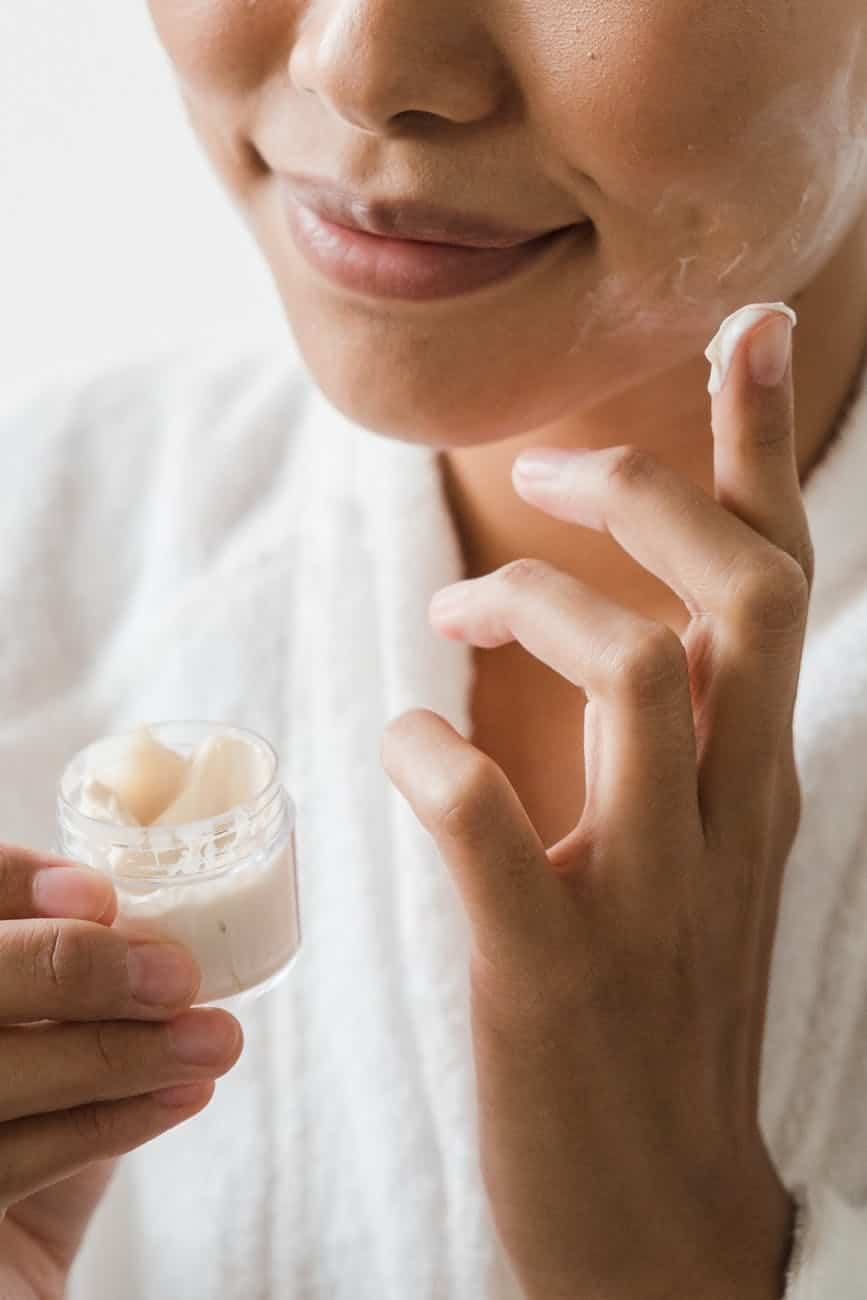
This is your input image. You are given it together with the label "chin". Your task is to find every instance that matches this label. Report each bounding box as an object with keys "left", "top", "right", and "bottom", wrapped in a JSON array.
[
  {"left": 295, "top": 340, "right": 496, "bottom": 446},
  {"left": 258, "top": 226, "right": 621, "bottom": 448},
  {"left": 292, "top": 330, "right": 569, "bottom": 448},
  {"left": 265, "top": 232, "right": 748, "bottom": 449},
  {"left": 277, "top": 288, "right": 601, "bottom": 449}
]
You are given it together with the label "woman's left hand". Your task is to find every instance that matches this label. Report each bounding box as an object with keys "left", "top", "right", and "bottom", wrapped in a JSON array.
[{"left": 381, "top": 310, "right": 813, "bottom": 1300}]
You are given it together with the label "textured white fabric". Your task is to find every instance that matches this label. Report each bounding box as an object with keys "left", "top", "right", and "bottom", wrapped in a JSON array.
[
  {"left": 0, "top": 330, "right": 865, "bottom": 1297},
  {"left": 784, "top": 1181, "right": 867, "bottom": 1298}
]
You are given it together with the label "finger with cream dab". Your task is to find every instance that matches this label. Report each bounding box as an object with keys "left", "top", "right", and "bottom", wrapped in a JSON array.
[{"left": 704, "top": 302, "right": 798, "bottom": 395}]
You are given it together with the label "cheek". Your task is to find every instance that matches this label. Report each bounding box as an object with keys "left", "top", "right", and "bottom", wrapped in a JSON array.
[
  {"left": 516, "top": 0, "right": 867, "bottom": 316},
  {"left": 146, "top": 0, "right": 291, "bottom": 95},
  {"left": 146, "top": 0, "right": 296, "bottom": 198}
]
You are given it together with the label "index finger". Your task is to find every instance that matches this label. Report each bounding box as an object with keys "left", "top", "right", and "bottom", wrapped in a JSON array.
[
  {"left": 707, "top": 302, "right": 814, "bottom": 586},
  {"left": 0, "top": 844, "right": 117, "bottom": 924}
]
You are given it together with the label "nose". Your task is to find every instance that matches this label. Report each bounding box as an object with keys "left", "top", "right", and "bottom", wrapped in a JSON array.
[{"left": 289, "top": 0, "right": 506, "bottom": 133}]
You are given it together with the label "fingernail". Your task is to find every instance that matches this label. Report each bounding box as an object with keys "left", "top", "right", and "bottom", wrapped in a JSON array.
[
  {"left": 168, "top": 1010, "right": 242, "bottom": 1066},
  {"left": 127, "top": 942, "right": 200, "bottom": 1007},
  {"left": 32, "top": 866, "right": 114, "bottom": 920},
  {"left": 747, "top": 314, "right": 793, "bottom": 387},
  {"left": 704, "top": 303, "right": 797, "bottom": 395},
  {"left": 153, "top": 1081, "right": 215, "bottom": 1109},
  {"left": 513, "top": 448, "right": 577, "bottom": 482}
]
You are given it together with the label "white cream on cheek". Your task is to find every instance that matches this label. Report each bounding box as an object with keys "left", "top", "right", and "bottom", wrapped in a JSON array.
[
  {"left": 571, "top": 13, "right": 864, "bottom": 361},
  {"left": 565, "top": 44, "right": 865, "bottom": 392},
  {"left": 659, "top": 35, "right": 867, "bottom": 310}
]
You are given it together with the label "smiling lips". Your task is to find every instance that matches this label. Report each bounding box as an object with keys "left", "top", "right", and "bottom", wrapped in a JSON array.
[{"left": 278, "top": 174, "right": 590, "bottom": 301}]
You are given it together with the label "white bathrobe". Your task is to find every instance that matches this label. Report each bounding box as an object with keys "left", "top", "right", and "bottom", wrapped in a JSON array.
[{"left": 0, "top": 329, "right": 866, "bottom": 1298}]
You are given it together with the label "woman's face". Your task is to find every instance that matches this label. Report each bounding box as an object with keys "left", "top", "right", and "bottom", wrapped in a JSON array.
[{"left": 147, "top": 0, "right": 867, "bottom": 446}]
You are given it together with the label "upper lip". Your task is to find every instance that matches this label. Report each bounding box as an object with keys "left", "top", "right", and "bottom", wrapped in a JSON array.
[{"left": 280, "top": 175, "right": 581, "bottom": 248}]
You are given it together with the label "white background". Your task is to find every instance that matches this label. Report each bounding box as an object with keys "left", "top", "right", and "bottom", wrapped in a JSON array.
[{"left": 0, "top": 2, "right": 287, "bottom": 388}]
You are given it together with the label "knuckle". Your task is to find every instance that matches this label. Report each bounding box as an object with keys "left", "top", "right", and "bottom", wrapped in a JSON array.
[
  {"left": 69, "top": 1099, "right": 115, "bottom": 1147},
  {"left": 90, "top": 1022, "right": 129, "bottom": 1078},
  {"left": 435, "top": 754, "right": 504, "bottom": 843},
  {"left": 749, "top": 420, "right": 792, "bottom": 452},
  {"left": 604, "top": 444, "right": 657, "bottom": 490},
  {"left": 611, "top": 624, "right": 687, "bottom": 700},
  {"left": 729, "top": 555, "right": 809, "bottom": 636},
  {"left": 498, "top": 557, "right": 548, "bottom": 589},
  {"left": 37, "top": 924, "right": 98, "bottom": 997}
]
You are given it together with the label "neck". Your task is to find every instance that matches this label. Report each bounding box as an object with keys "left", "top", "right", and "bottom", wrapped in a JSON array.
[{"left": 439, "top": 210, "right": 867, "bottom": 630}]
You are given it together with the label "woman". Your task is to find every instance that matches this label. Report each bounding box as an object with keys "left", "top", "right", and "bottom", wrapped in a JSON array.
[{"left": 1, "top": 1, "right": 866, "bottom": 1296}]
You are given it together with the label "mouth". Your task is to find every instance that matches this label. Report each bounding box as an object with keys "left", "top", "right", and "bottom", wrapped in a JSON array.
[
  {"left": 277, "top": 175, "right": 593, "bottom": 302},
  {"left": 280, "top": 174, "right": 587, "bottom": 247}
]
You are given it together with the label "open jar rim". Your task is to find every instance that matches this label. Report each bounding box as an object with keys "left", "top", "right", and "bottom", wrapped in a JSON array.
[{"left": 57, "top": 721, "right": 295, "bottom": 883}]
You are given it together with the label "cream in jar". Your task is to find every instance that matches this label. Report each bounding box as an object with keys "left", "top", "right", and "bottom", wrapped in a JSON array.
[{"left": 57, "top": 722, "right": 301, "bottom": 1006}]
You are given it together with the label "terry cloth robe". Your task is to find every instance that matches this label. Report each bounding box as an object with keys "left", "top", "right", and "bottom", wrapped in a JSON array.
[{"left": 0, "top": 330, "right": 865, "bottom": 1298}]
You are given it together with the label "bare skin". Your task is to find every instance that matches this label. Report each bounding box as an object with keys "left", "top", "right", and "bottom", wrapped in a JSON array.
[
  {"left": 444, "top": 217, "right": 867, "bottom": 846},
  {"left": 143, "top": 0, "right": 867, "bottom": 849},
  {"left": 0, "top": 848, "right": 242, "bottom": 1299},
  {"left": 384, "top": 321, "right": 813, "bottom": 1296},
  {"left": 4, "top": 0, "right": 867, "bottom": 1294}
]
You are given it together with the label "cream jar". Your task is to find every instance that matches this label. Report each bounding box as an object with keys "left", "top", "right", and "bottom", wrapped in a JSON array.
[{"left": 57, "top": 721, "right": 301, "bottom": 1007}]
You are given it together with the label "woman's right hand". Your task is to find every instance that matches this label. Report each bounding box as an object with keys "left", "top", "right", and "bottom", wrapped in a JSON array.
[{"left": 0, "top": 843, "right": 243, "bottom": 1299}]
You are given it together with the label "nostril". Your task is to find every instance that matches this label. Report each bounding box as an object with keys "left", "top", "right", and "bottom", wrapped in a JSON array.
[{"left": 390, "top": 108, "right": 437, "bottom": 127}]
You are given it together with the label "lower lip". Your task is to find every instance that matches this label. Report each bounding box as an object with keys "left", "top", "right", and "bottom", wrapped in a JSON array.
[{"left": 284, "top": 197, "right": 585, "bottom": 303}]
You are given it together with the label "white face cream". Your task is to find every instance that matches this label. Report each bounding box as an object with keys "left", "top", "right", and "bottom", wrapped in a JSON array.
[
  {"left": 704, "top": 301, "right": 798, "bottom": 395},
  {"left": 57, "top": 723, "right": 301, "bottom": 1007}
]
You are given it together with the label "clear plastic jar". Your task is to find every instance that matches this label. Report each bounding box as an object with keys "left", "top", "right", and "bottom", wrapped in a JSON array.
[{"left": 57, "top": 721, "right": 301, "bottom": 1008}]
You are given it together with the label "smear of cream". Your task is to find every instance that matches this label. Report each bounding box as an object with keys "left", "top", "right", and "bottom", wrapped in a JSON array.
[
  {"left": 644, "top": 26, "right": 867, "bottom": 310},
  {"left": 704, "top": 302, "right": 797, "bottom": 396}
]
